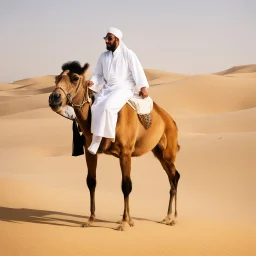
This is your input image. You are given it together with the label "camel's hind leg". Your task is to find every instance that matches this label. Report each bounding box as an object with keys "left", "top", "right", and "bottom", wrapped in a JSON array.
[
  {"left": 152, "top": 145, "right": 180, "bottom": 225},
  {"left": 116, "top": 151, "right": 134, "bottom": 231}
]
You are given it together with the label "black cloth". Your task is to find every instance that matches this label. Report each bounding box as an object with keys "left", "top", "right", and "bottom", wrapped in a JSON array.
[{"left": 72, "top": 120, "right": 85, "bottom": 156}]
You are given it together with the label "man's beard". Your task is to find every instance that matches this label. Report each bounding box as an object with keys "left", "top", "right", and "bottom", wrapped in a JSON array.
[{"left": 106, "top": 40, "right": 117, "bottom": 51}]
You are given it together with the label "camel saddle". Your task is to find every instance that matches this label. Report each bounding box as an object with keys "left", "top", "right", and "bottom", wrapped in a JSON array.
[{"left": 127, "top": 95, "right": 153, "bottom": 130}]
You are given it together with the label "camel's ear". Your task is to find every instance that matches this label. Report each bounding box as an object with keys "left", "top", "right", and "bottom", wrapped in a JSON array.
[
  {"left": 62, "top": 70, "right": 70, "bottom": 75},
  {"left": 55, "top": 75, "right": 60, "bottom": 84},
  {"left": 82, "top": 63, "right": 90, "bottom": 75}
]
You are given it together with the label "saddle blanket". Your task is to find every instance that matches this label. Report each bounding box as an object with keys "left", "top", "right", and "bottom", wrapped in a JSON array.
[{"left": 127, "top": 94, "right": 153, "bottom": 114}]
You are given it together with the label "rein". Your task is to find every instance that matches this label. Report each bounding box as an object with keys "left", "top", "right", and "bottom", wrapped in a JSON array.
[{"left": 56, "top": 77, "right": 92, "bottom": 108}]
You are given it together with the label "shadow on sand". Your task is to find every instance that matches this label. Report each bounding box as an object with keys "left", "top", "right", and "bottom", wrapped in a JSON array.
[{"left": 0, "top": 207, "right": 116, "bottom": 228}]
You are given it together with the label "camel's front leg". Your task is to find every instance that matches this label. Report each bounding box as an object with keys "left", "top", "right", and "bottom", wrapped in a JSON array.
[
  {"left": 82, "top": 150, "right": 97, "bottom": 227},
  {"left": 116, "top": 152, "right": 134, "bottom": 231}
]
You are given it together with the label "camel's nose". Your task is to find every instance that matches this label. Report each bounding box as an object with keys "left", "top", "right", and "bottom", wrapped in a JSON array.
[
  {"left": 49, "top": 91, "right": 62, "bottom": 108},
  {"left": 52, "top": 91, "right": 61, "bottom": 99},
  {"left": 49, "top": 91, "right": 61, "bottom": 102}
]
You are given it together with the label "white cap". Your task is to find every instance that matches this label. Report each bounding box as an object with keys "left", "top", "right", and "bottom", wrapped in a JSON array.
[{"left": 107, "top": 27, "right": 123, "bottom": 39}]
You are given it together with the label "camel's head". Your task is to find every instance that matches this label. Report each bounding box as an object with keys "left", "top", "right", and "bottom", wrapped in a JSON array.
[{"left": 49, "top": 61, "right": 90, "bottom": 119}]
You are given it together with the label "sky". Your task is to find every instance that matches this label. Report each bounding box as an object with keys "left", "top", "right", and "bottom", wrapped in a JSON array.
[{"left": 0, "top": 0, "right": 255, "bottom": 83}]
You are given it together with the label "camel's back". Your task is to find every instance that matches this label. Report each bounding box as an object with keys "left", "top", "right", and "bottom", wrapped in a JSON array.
[
  {"left": 118, "top": 101, "right": 178, "bottom": 135},
  {"left": 114, "top": 102, "right": 178, "bottom": 156},
  {"left": 152, "top": 101, "right": 178, "bottom": 130}
]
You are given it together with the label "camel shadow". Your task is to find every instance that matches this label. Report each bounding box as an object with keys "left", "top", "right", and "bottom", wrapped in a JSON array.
[
  {"left": 0, "top": 207, "right": 115, "bottom": 228},
  {"left": 132, "top": 216, "right": 159, "bottom": 223}
]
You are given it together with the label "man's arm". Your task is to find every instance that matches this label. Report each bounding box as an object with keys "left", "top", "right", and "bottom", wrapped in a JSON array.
[
  {"left": 128, "top": 51, "right": 149, "bottom": 99},
  {"left": 139, "top": 87, "right": 149, "bottom": 99},
  {"left": 87, "top": 54, "right": 104, "bottom": 92}
]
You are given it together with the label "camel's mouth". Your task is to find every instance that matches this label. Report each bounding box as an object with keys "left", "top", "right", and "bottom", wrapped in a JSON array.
[
  {"left": 54, "top": 105, "right": 76, "bottom": 120},
  {"left": 49, "top": 92, "right": 63, "bottom": 111},
  {"left": 49, "top": 101, "right": 62, "bottom": 111}
]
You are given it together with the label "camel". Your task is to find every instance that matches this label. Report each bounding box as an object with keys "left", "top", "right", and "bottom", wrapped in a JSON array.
[{"left": 49, "top": 61, "right": 180, "bottom": 231}]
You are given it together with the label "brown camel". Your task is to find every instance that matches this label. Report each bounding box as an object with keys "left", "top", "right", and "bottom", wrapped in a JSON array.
[{"left": 49, "top": 61, "right": 180, "bottom": 231}]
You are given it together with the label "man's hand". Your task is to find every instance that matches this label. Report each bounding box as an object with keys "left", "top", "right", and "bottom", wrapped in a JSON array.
[
  {"left": 86, "top": 80, "right": 94, "bottom": 87},
  {"left": 139, "top": 87, "right": 149, "bottom": 99}
]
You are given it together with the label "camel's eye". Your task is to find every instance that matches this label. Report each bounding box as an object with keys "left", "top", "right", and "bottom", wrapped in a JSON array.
[{"left": 72, "top": 75, "right": 79, "bottom": 82}]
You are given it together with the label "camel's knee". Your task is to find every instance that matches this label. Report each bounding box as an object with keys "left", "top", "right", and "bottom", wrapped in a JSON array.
[
  {"left": 87, "top": 175, "right": 96, "bottom": 191},
  {"left": 174, "top": 170, "right": 180, "bottom": 187},
  {"left": 122, "top": 177, "right": 132, "bottom": 197},
  {"left": 163, "top": 149, "right": 176, "bottom": 163},
  {"left": 170, "top": 187, "right": 176, "bottom": 196},
  {"left": 170, "top": 170, "right": 180, "bottom": 193}
]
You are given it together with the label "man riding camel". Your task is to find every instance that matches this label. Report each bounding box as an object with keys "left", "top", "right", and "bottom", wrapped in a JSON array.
[{"left": 87, "top": 27, "right": 149, "bottom": 154}]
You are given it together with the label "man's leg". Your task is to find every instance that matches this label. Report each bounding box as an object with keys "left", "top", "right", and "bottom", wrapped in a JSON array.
[
  {"left": 89, "top": 88, "right": 133, "bottom": 154},
  {"left": 88, "top": 134, "right": 102, "bottom": 155}
]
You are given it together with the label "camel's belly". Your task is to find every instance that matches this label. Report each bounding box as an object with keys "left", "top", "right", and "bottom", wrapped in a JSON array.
[{"left": 131, "top": 121, "right": 165, "bottom": 156}]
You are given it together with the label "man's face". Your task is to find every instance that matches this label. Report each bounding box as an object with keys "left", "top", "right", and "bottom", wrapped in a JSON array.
[{"left": 104, "top": 33, "right": 118, "bottom": 51}]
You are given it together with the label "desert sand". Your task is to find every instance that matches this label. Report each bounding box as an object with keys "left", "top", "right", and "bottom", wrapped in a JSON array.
[{"left": 1, "top": 65, "right": 256, "bottom": 255}]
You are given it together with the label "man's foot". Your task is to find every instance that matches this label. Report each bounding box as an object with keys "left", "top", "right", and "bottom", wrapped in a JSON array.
[
  {"left": 88, "top": 144, "right": 98, "bottom": 155},
  {"left": 88, "top": 135, "right": 102, "bottom": 154}
]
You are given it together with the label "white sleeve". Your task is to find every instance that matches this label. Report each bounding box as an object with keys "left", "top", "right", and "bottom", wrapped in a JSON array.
[
  {"left": 128, "top": 50, "right": 149, "bottom": 91},
  {"left": 90, "top": 53, "right": 105, "bottom": 91}
]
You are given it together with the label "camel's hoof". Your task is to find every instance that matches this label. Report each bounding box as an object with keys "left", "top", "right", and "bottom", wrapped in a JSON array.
[
  {"left": 115, "top": 225, "right": 126, "bottom": 231},
  {"left": 160, "top": 219, "right": 175, "bottom": 226},
  {"left": 160, "top": 219, "right": 169, "bottom": 225},
  {"left": 128, "top": 220, "right": 134, "bottom": 227},
  {"left": 117, "top": 219, "right": 134, "bottom": 227},
  {"left": 168, "top": 220, "right": 176, "bottom": 226},
  {"left": 81, "top": 221, "right": 93, "bottom": 228}
]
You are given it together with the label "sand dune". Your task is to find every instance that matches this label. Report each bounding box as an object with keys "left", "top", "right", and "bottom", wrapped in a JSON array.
[
  {"left": 176, "top": 107, "right": 256, "bottom": 133},
  {"left": 0, "top": 83, "right": 26, "bottom": 90},
  {"left": 144, "top": 69, "right": 175, "bottom": 80},
  {"left": 13, "top": 75, "right": 55, "bottom": 87},
  {"left": 1, "top": 66, "right": 256, "bottom": 256},
  {"left": 215, "top": 64, "right": 256, "bottom": 75},
  {"left": 0, "top": 93, "right": 50, "bottom": 116},
  {"left": 144, "top": 69, "right": 189, "bottom": 86},
  {"left": 1, "top": 86, "right": 55, "bottom": 96},
  {"left": 223, "top": 72, "right": 256, "bottom": 78},
  {"left": 151, "top": 74, "right": 256, "bottom": 115},
  {"left": 0, "top": 95, "right": 27, "bottom": 102}
]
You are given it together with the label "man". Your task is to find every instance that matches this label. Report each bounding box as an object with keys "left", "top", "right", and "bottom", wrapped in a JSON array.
[{"left": 87, "top": 27, "right": 149, "bottom": 154}]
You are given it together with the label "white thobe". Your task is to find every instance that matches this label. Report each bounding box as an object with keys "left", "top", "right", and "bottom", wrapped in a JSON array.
[{"left": 90, "top": 45, "right": 149, "bottom": 139}]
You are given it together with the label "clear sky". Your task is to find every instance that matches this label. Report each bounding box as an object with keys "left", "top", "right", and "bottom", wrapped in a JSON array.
[{"left": 0, "top": 0, "right": 255, "bottom": 82}]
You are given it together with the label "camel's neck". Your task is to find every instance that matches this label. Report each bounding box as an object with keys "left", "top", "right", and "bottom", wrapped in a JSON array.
[
  {"left": 74, "top": 104, "right": 91, "bottom": 129},
  {"left": 72, "top": 84, "right": 92, "bottom": 137}
]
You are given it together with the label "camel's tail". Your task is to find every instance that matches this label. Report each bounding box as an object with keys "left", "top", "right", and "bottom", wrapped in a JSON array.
[
  {"left": 172, "top": 120, "right": 180, "bottom": 153},
  {"left": 177, "top": 142, "right": 181, "bottom": 152}
]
